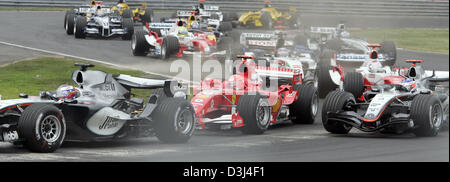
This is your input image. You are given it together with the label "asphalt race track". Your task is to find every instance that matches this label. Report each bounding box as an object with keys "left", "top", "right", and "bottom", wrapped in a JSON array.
[{"left": 0, "top": 11, "right": 448, "bottom": 162}]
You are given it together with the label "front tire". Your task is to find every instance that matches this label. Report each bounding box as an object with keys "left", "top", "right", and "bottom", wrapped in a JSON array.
[
  {"left": 289, "top": 84, "right": 319, "bottom": 124},
  {"left": 317, "top": 50, "right": 338, "bottom": 98},
  {"left": 121, "top": 18, "right": 134, "bottom": 40},
  {"left": 411, "top": 94, "right": 443, "bottom": 137},
  {"left": 18, "top": 104, "right": 66, "bottom": 153},
  {"left": 343, "top": 72, "right": 365, "bottom": 99},
  {"left": 65, "top": 12, "right": 75, "bottom": 35},
  {"left": 152, "top": 98, "right": 195, "bottom": 143},
  {"left": 74, "top": 16, "right": 87, "bottom": 39},
  {"left": 161, "top": 36, "right": 180, "bottom": 59},
  {"left": 237, "top": 93, "right": 272, "bottom": 134},
  {"left": 131, "top": 30, "right": 149, "bottom": 56},
  {"left": 322, "top": 91, "right": 354, "bottom": 134}
]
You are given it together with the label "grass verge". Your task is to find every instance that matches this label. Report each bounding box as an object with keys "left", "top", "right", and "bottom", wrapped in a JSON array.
[
  {"left": 0, "top": 57, "right": 151, "bottom": 100},
  {"left": 349, "top": 28, "right": 449, "bottom": 54}
]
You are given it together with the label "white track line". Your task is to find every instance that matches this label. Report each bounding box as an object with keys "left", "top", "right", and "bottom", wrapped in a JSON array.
[{"left": 0, "top": 40, "right": 196, "bottom": 84}]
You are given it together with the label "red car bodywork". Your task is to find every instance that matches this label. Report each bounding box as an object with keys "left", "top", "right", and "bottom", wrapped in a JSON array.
[{"left": 191, "top": 55, "right": 303, "bottom": 129}]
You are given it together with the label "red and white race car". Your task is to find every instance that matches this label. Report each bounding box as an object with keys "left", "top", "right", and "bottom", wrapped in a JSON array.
[
  {"left": 317, "top": 44, "right": 398, "bottom": 98},
  {"left": 131, "top": 22, "right": 232, "bottom": 60},
  {"left": 190, "top": 55, "right": 319, "bottom": 134}
]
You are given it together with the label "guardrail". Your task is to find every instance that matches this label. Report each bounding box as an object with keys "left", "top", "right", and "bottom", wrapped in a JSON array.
[{"left": 0, "top": 0, "right": 448, "bottom": 17}]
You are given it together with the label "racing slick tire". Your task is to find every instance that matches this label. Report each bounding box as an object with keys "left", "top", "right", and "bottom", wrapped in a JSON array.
[
  {"left": 288, "top": 14, "right": 301, "bottom": 29},
  {"left": 65, "top": 12, "right": 75, "bottom": 35},
  {"left": 122, "top": 18, "right": 134, "bottom": 40},
  {"left": 322, "top": 91, "right": 354, "bottom": 134},
  {"left": 74, "top": 16, "right": 87, "bottom": 39},
  {"left": 260, "top": 12, "right": 273, "bottom": 29},
  {"left": 219, "top": 22, "right": 233, "bottom": 32},
  {"left": 152, "top": 98, "right": 195, "bottom": 143},
  {"left": 132, "top": 30, "right": 149, "bottom": 56},
  {"left": 294, "top": 35, "right": 308, "bottom": 47},
  {"left": 343, "top": 72, "right": 365, "bottom": 99},
  {"left": 161, "top": 36, "right": 180, "bottom": 59},
  {"left": 18, "top": 104, "right": 66, "bottom": 153},
  {"left": 151, "top": 88, "right": 169, "bottom": 102},
  {"left": 411, "top": 94, "right": 443, "bottom": 137},
  {"left": 142, "top": 8, "right": 154, "bottom": 23},
  {"left": 325, "top": 39, "right": 343, "bottom": 51},
  {"left": 237, "top": 93, "right": 272, "bottom": 134},
  {"left": 317, "top": 50, "right": 338, "bottom": 98},
  {"left": 380, "top": 41, "right": 397, "bottom": 67},
  {"left": 217, "top": 37, "right": 234, "bottom": 62},
  {"left": 122, "top": 9, "right": 132, "bottom": 19},
  {"left": 64, "top": 10, "right": 75, "bottom": 29},
  {"left": 289, "top": 84, "right": 319, "bottom": 124}
]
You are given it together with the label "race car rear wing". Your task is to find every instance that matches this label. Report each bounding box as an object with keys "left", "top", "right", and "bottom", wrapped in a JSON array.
[
  {"left": 176, "top": 10, "right": 211, "bottom": 17},
  {"left": 241, "top": 33, "right": 293, "bottom": 50}
]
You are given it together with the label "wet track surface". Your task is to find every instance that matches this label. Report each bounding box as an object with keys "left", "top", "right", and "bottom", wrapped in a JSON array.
[{"left": 0, "top": 11, "right": 449, "bottom": 161}]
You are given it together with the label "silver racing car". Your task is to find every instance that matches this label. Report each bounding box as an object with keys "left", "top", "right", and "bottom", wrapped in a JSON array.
[
  {"left": 322, "top": 59, "right": 449, "bottom": 136},
  {"left": 0, "top": 64, "right": 195, "bottom": 153}
]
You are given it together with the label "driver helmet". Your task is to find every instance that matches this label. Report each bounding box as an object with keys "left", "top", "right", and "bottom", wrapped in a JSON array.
[
  {"left": 96, "top": 5, "right": 104, "bottom": 16},
  {"left": 178, "top": 26, "right": 188, "bottom": 37},
  {"left": 177, "top": 19, "right": 184, "bottom": 27},
  {"left": 191, "top": 21, "right": 199, "bottom": 29},
  {"left": 56, "top": 85, "right": 80, "bottom": 101}
]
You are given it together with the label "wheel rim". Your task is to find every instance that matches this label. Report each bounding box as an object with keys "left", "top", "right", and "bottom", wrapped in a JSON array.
[
  {"left": 177, "top": 108, "right": 194, "bottom": 135},
  {"left": 65, "top": 20, "right": 68, "bottom": 31},
  {"left": 40, "top": 115, "right": 62, "bottom": 143},
  {"left": 256, "top": 99, "right": 271, "bottom": 127},
  {"left": 430, "top": 104, "right": 443, "bottom": 128}
]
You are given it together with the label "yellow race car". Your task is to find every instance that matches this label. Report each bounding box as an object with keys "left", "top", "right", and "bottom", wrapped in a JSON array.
[
  {"left": 111, "top": 0, "right": 153, "bottom": 24},
  {"left": 238, "top": 1, "right": 300, "bottom": 29}
]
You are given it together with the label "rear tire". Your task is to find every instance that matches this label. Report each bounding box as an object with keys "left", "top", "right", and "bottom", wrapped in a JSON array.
[
  {"left": 289, "top": 84, "right": 319, "bottom": 124},
  {"left": 343, "top": 72, "right": 365, "bottom": 99},
  {"left": 18, "top": 104, "right": 66, "bottom": 153},
  {"left": 121, "top": 18, "right": 134, "bottom": 40},
  {"left": 380, "top": 41, "right": 397, "bottom": 66},
  {"left": 237, "top": 93, "right": 271, "bottom": 134},
  {"left": 151, "top": 88, "right": 169, "bottom": 102},
  {"left": 122, "top": 9, "right": 132, "bottom": 19},
  {"left": 294, "top": 35, "right": 308, "bottom": 47},
  {"left": 260, "top": 12, "right": 272, "bottom": 29},
  {"left": 219, "top": 22, "right": 233, "bottom": 32},
  {"left": 74, "top": 16, "right": 87, "bottom": 39},
  {"left": 326, "top": 39, "right": 343, "bottom": 51},
  {"left": 142, "top": 8, "right": 154, "bottom": 23},
  {"left": 411, "top": 94, "right": 443, "bottom": 137},
  {"left": 322, "top": 91, "right": 354, "bottom": 134},
  {"left": 317, "top": 50, "right": 338, "bottom": 98},
  {"left": 152, "top": 98, "right": 195, "bottom": 143},
  {"left": 131, "top": 30, "right": 149, "bottom": 56}
]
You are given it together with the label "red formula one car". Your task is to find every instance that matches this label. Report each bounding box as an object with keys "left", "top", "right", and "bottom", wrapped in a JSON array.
[{"left": 190, "top": 55, "right": 319, "bottom": 134}]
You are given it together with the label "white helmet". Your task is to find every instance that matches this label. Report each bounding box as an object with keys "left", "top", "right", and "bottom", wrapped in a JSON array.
[{"left": 56, "top": 85, "right": 80, "bottom": 101}]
